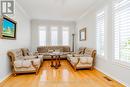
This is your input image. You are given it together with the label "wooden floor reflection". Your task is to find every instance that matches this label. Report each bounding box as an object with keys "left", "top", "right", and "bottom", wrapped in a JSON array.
[{"left": 1, "top": 60, "right": 124, "bottom": 87}]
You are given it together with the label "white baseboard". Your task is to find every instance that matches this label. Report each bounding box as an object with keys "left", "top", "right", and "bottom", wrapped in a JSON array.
[
  {"left": 0, "top": 72, "right": 12, "bottom": 83},
  {"left": 95, "top": 66, "right": 129, "bottom": 87}
]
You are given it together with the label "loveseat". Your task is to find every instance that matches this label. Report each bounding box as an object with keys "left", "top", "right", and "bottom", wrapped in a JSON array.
[
  {"left": 67, "top": 47, "right": 96, "bottom": 70},
  {"left": 37, "top": 46, "right": 70, "bottom": 59},
  {"left": 7, "top": 48, "right": 43, "bottom": 75}
]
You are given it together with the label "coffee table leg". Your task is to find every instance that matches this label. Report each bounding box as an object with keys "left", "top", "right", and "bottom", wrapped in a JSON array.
[
  {"left": 58, "top": 55, "right": 61, "bottom": 67},
  {"left": 55, "top": 56, "right": 58, "bottom": 69},
  {"left": 51, "top": 56, "right": 54, "bottom": 67}
]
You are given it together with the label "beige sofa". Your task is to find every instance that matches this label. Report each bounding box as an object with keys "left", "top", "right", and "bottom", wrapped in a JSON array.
[
  {"left": 67, "top": 47, "right": 96, "bottom": 70},
  {"left": 8, "top": 48, "right": 43, "bottom": 76},
  {"left": 37, "top": 46, "right": 70, "bottom": 59}
]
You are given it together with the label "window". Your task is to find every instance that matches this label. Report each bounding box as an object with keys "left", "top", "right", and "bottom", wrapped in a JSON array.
[
  {"left": 62, "top": 27, "right": 69, "bottom": 45},
  {"left": 39, "top": 26, "right": 46, "bottom": 46},
  {"left": 113, "top": 0, "right": 130, "bottom": 63},
  {"left": 51, "top": 27, "right": 58, "bottom": 45},
  {"left": 96, "top": 11, "right": 105, "bottom": 56}
]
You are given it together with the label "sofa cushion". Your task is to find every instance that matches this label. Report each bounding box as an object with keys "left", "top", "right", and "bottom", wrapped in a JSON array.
[
  {"left": 37, "top": 46, "right": 70, "bottom": 53},
  {"left": 70, "top": 57, "right": 79, "bottom": 64},
  {"left": 67, "top": 54, "right": 73, "bottom": 57},
  {"left": 14, "top": 60, "right": 23, "bottom": 68},
  {"left": 10, "top": 49, "right": 23, "bottom": 60},
  {"left": 22, "top": 60, "right": 32, "bottom": 68},
  {"left": 73, "top": 54, "right": 86, "bottom": 57},
  {"left": 54, "top": 48, "right": 63, "bottom": 52},
  {"left": 78, "top": 47, "right": 86, "bottom": 54},
  {"left": 23, "top": 55, "right": 43, "bottom": 63},
  {"left": 80, "top": 57, "right": 93, "bottom": 64},
  {"left": 48, "top": 49, "right": 54, "bottom": 53},
  {"left": 37, "top": 55, "right": 43, "bottom": 58},
  {"left": 21, "top": 48, "right": 30, "bottom": 56},
  {"left": 84, "top": 48, "right": 94, "bottom": 56},
  {"left": 31, "top": 59, "right": 41, "bottom": 66},
  {"left": 54, "top": 49, "right": 60, "bottom": 52},
  {"left": 24, "top": 56, "right": 37, "bottom": 60},
  {"left": 14, "top": 60, "right": 32, "bottom": 68}
]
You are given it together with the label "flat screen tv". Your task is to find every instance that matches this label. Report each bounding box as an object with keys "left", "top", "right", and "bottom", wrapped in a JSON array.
[{"left": 0, "top": 16, "right": 17, "bottom": 40}]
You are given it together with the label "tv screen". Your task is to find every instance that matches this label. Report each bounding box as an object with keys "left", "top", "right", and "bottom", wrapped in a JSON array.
[{"left": 2, "top": 17, "right": 16, "bottom": 38}]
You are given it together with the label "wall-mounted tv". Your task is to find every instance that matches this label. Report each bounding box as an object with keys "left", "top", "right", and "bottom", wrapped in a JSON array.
[{"left": 0, "top": 15, "right": 17, "bottom": 40}]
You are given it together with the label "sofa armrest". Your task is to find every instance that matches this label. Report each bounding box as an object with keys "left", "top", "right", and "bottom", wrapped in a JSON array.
[
  {"left": 31, "top": 61, "right": 40, "bottom": 75},
  {"left": 74, "top": 58, "right": 80, "bottom": 67},
  {"left": 70, "top": 57, "right": 80, "bottom": 66}
]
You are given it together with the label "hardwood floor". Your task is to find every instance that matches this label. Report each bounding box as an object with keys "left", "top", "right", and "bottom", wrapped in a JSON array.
[{"left": 1, "top": 60, "right": 124, "bottom": 87}]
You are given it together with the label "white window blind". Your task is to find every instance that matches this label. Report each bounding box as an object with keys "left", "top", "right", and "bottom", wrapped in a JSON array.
[
  {"left": 113, "top": 0, "right": 130, "bottom": 63},
  {"left": 39, "top": 26, "right": 46, "bottom": 46},
  {"left": 51, "top": 27, "right": 58, "bottom": 45},
  {"left": 62, "top": 27, "right": 69, "bottom": 45},
  {"left": 96, "top": 11, "right": 105, "bottom": 56}
]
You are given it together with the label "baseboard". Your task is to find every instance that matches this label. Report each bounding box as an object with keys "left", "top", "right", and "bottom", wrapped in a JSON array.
[
  {"left": 95, "top": 66, "right": 129, "bottom": 87},
  {"left": 0, "top": 72, "right": 12, "bottom": 86}
]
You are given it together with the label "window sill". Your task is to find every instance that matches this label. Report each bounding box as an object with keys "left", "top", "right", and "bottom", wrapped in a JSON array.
[{"left": 113, "top": 60, "right": 130, "bottom": 70}]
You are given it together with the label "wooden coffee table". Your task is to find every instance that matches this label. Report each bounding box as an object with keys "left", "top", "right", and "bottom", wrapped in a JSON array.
[{"left": 49, "top": 52, "right": 63, "bottom": 69}]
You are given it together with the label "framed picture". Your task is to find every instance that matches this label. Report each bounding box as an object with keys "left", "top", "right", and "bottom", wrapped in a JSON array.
[
  {"left": 0, "top": 15, "right": 17, "bottom": 40},
  {"left": 79, "top": 28, "right": 86, "bottom": 41}
]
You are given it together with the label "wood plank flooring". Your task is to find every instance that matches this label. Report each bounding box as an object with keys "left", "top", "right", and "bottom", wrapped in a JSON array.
[{"left": 0, "top": 60, "right": 124, "bottom": 87}]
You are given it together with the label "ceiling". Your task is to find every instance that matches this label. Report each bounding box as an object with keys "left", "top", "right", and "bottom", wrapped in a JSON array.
[{"left": 17, "top": 0, "right": 96, "bottom": 21}]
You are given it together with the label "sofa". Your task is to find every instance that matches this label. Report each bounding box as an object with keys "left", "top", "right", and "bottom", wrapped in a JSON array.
[
  {"left": 67, "top": 47, "right": 96, "bottom": 70},
  {"left": 7, "top": 48, "right": 43, "bottom": 76},
  {"left": 37, "top": 46, "right": 70, "bottom": 59}
]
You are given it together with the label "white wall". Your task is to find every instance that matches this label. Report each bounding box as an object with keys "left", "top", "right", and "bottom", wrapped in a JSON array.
[
  {"left": 76, "top": 0, "right": 130, "bottom": 86},
  {"left": 0, "top": 2, "right": 31, "bottom": 82},
  {"left": 76, "top": 12, "right": 96, "bottom": 50},
  {"left": 31, "top": 20, "right": 76, "bottom": 51}
]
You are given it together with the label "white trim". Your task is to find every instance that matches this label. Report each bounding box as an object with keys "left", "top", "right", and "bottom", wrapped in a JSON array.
[
  {"left": 112, "top": 0, "right": 130, "bottom": 68},
  {"left": 96, "top": 9, "right": 106, "bottom": 60},
  {"left": 95, "top": 67, "right": 129, "bottom": 87},
  {"left": 0, "top": 72, "right": 12, "bottom": 83}
]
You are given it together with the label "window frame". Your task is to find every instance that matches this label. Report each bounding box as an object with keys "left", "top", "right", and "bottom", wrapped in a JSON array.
[
  {"left": 50, "top": 27, "right": 58, "bottom": 45},
  {"left": 62, "top": 27, "right": 70, "bottom": 46},
  {"left": 38, "top": 26, "right": 47, "bottom": 46},
  {"left": 96, "top": 9, "right": 106, "bottom": 59},
  {"left": 112, "top": 0, "right": 130, "bottom": 68}
]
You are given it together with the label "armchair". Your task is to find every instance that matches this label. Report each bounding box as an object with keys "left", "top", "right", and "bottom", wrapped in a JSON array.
[{"left": 7, "top": 49, "right": 41, "bottom": 76}]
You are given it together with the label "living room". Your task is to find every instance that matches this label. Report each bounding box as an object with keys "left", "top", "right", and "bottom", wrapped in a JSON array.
[{"left": 0, "top": 0, "right": 130, "bottom": 87}]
